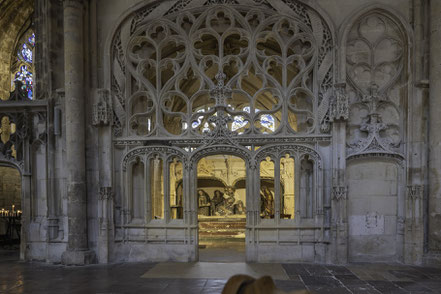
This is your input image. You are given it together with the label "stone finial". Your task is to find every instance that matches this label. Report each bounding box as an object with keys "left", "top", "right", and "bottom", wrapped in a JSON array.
[{"left": 210, "top": 72, "right": 232, "bottom": 109}]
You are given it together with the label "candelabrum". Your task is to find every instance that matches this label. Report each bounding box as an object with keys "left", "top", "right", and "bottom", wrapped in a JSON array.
[{"left": 0, "top": 207, "right": 22, "bottom": 217}]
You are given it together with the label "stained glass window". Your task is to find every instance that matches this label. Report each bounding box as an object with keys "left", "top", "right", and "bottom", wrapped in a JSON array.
[
  {"left": 11, "top": 32, "right": 35, "bottom": 100},
  {"left": 231, "top": 107, "right": 275, "bottom": 133}
]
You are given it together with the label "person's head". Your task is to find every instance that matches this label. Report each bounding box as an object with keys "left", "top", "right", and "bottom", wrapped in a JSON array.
[
  {"left": 198, "top": 189, "right": 204, "bottom": 196},
  {"left": 214, "top": 190, "right": 221, "bottom": 197}
]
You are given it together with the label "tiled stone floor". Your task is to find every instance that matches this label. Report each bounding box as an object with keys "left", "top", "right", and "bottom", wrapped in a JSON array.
[{"left": 1, "top": 250, "right": 441, "bottom": 294}]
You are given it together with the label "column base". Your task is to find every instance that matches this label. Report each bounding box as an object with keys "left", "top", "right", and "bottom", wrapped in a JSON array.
[
  {"left": 61, "top": 249, "right": 96, "bottom": 265},
  {"left": 423, "top": 251, "right": 441, "bottom": 267}
]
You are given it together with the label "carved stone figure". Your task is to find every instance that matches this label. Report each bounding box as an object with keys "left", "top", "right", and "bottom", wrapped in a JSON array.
[
  {"left": 211, "top": 189, "right": 224, "bottom": 215},
  {"left": 260, "top": 185, "right": 274, "bottom": 218},
  {"left": 197, "top": 189, "right": 211, "bottom": 216}
]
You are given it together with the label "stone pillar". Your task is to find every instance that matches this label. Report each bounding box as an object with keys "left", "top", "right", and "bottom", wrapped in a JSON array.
[
  {"left": 93, "top": 89, "right": 113, "bottom": 263},
  {"left": 61, "top": 0, "right": 95, "bottom": 265},
  {"left": 330, "top": 83, "right": 349, "bottom": 264},
  {"left": 428, "top": 0, "right": 441, "bottom": 258},
  {"left": 404, "top": 0, "right": 428, "bottom": 265}
]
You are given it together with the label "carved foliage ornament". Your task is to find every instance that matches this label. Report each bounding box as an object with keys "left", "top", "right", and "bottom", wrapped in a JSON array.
[{"left": 346, "top": 13, "right": 406, "bottom": 157}]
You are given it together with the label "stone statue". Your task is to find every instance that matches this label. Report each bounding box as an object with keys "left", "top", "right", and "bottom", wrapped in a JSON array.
[
  {"left": 197, "top": 189, "right": 211, "bottom": 206},
  {"left": 197, "top": 189, "right": 211, "bottom": 216},
  {"left": 215, "top": 187, "right": 245, "bottom": 216},
  {"left": 260, "top": 185, "right": 274, "bottom": 218},
  {"left": 211, "top": 189, "right": 224, "bottom": 215}
]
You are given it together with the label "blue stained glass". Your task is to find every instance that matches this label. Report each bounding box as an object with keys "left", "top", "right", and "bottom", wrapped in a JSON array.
[
  {"left": 14, "top": 65, "right": 33, "bottom": 99},
  {"left": 260, "top": 114, "right": 275, "bottom": 131},
  {"left": 13, "top": 32, "right": 35, "bottom": 99},
  {"left": 231, "top": 115, "right": 247, "bottom": 131},
  {"left": 28, "top": 33, "right": 35, "bottom": 46},
  {"left": 21, "top": 44, "right": 33, "bottom": 63}
]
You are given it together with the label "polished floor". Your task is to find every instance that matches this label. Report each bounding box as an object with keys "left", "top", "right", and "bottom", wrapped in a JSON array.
[{"left": 1, "top": 250, "right": 441, "bottom": 294}]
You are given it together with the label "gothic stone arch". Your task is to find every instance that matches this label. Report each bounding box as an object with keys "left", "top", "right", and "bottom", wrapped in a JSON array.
[{"left": 339, "top": 5, "right": 412, "bottom": 263}]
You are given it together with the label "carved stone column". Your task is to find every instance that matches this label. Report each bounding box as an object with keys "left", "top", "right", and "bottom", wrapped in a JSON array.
[
  {"left": 405, "top": 185, "right": 424, "bottom": 264},
  {"left": 61, "top": 0, "right": 95, "bottom": 265},
  {"left": 330, "top": 83, "right": 349, "bottom": 264},
  {"left": 428, "top": 0, "right": 441, "bottom": 260},
  {"left": 405, "top": 0, "right": 428, "bottom": 265},
  {"left": 93, "top": 89, "right": 113, "bottom": 263}
]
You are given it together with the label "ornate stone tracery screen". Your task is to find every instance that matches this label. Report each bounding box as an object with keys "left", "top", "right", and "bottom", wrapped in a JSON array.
[
  {"left": 111, "top": 2, "right": 334, "bottom": 140},
  {"left": 113, "top": 2, "right": 332, "bottom": 257}
]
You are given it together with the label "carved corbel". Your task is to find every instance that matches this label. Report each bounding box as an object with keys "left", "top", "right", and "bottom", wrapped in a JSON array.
[
  {"left": 93, "top": 89, "right": 112, "bottom": 127},
  {"left": 329, "top": 83, "right": 349, "bottom": 122}
]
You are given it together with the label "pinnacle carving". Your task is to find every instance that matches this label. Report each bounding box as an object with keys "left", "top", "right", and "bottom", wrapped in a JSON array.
[
  {"left": 93, "top": 89, "right": 112, "bottom": 127},
  {"left": 329, "top": 83, "right": 349, "bottom": 122},
  {"left": 203, "top": 72, "right": 238, "bottom": 146}
]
